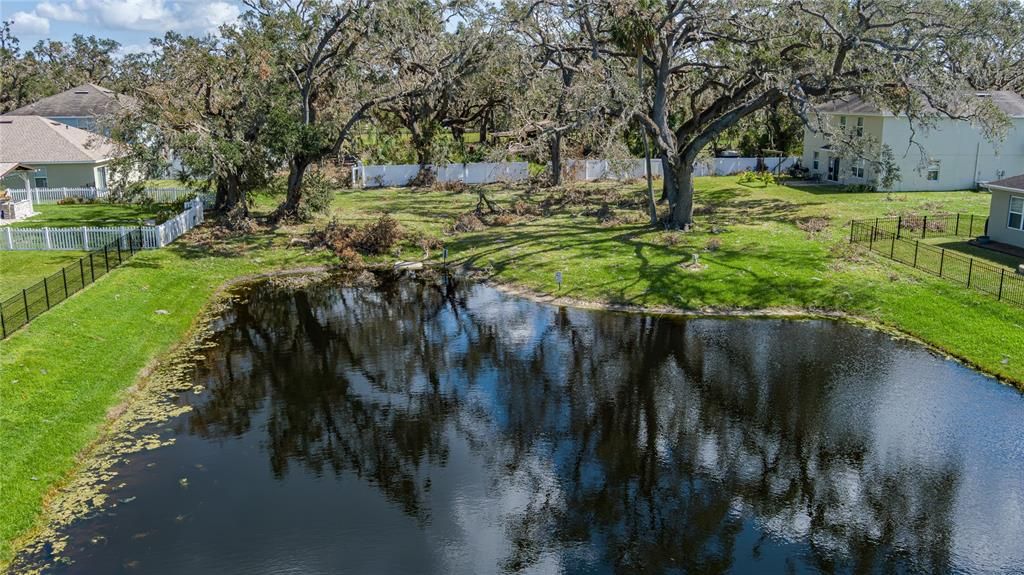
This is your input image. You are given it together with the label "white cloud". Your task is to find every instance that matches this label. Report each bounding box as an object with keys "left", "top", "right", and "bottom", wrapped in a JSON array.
[
  {"left": 19, "top": 0, "right": 241, "bottom": 35},
  {"left": 9, "top": 11, "right": 51, "bottom": 35},
  {"left": 35, "top": 1, "right": 88, "bottom": 22}
]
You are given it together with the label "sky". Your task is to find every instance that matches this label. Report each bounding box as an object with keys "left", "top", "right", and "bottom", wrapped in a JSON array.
[{"left": 2, "top": 0, "right": 243, "bottom": 53}]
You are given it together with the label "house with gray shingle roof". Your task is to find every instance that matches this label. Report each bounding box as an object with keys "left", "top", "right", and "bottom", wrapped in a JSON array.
[
  {"left": 3, "top": 83, "right": 137, "bottom": 134},
  {"left": 802, "top": 91, "right": 1024, "bottom": 191},
  {"left": 0, "top": 116, "right": 121, "bottom": 190}
]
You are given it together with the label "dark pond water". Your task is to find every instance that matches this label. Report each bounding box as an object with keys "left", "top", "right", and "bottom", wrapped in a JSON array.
[{"left": 18, "top": 274, "right": 1024, "bottom": 574}]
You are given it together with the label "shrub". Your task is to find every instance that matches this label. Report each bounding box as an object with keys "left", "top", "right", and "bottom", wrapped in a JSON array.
[
  {"left": 417, "top": 235, "right": 444, "bottom": 258},
  {"left": 704, "top": 238, "right": 722, "bottom": 251},
  {"left": 796, "top": 217, "right": 830, "bottom": 236},
  {"left": 296, "top": 171, "right": 335, "bottom": 221},
  {"left": 354, "top": 214, "right": 403, "bottom": 254},
  {"left": 449, "top": 212, "right": 485, "bottom": 233},
  {"left": 409, "top": 166, "right": 437, "bottom": 188}
]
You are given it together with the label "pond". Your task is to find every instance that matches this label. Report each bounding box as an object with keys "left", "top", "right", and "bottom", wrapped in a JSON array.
[{"left": 16, "top": 274, "right": 1024, "bottom": 574}]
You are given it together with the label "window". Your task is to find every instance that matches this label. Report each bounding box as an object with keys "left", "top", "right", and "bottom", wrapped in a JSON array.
[
  {"left": 926, "top": 161, "right": 940, "bottom": 181},
  {"left": 1009, "top": 196, "right": 1024, "bottom": 231},
  {"left": 839, "top": 116, "right": 847, "bottom": 132},
  {"left": 856, "top": 117, "right": 864, "bottom": 137},
  {"left": 813, "top": 151, "right": 819, "bottom": 170},
  {"left": 32, "top": 167, "right": 48, "bottom": 188},
  {"left": 850, "top": 159, "right": 865, "bottom": 178},
  {"left": 95, "top": 166, "right": 108, "bottom": 189}
]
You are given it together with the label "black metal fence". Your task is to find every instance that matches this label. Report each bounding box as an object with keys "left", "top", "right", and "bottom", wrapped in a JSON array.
[
  {"left": 849, "top": 218, "right": 1023, "bottom": 307},
  {"left": 864, "top": 213, "right": 988, "bottom": 240},
  {"left": 0, "top": 230, "right": 143, "bottom": 339}
]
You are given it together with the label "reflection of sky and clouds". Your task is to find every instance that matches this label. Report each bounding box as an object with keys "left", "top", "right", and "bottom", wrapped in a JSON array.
[{"left": 19, "top": 275, "right": 1024, "bottom": 574}]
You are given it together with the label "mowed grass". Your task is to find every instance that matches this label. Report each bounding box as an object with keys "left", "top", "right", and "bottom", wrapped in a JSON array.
[
  {"left": 2, "top": 176, "right": 1024, "bottom": 566},
  {"left": 9, "top": 203, "right": 169, "bottom": 228},
  {"left": 0, "top": 251, "right": 86, "bottom": 301}
]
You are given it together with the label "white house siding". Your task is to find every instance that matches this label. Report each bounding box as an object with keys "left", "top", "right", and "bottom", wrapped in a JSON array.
[
  {"left": 882, "top": 118, "right": 1024, "bottom": 191},
  {"left": 802, "top": 115, "right": 1024, "bottom": 191},
  {"left": 801, "top": 115, "right": 884, "bottom": 185},
  {"left": 987, "top": 188, "right": 1024, "bottom": 248},
  {"left": 0, "top": 161, "right": 109, "bottom": 189}
]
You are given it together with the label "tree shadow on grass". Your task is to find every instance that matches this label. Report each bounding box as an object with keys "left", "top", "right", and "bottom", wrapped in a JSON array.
[{"left": 449, "top": 217, "right": 843, "bottom": 311}]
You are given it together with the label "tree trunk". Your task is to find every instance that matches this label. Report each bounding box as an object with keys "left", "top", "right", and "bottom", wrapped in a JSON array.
[
  {"left": 669, "top": 160, "right": 695, "bottom": 229},
  {"left": 659, "top": 151, "right": 674, "bottom": 203},
  {"left": 278, "top": 156, "right": 310, "bottom": 219},
  {"left": 549, "top": 132, "right": 563, "bottom": 186},
  {"left": 214, "top": 173, "right": 246, "bottom": 215}
]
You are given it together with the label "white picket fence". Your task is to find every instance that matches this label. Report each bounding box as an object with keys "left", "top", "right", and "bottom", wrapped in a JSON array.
[
  {"left": 356, "top": 162, "right": 531, "bottom": 188},
  {"left": 564, "top": 157, "right": 798, "bottom": 181},
  {"left": 0, "top": 199, "right": 204, "bottom": 251},
  {"left": 6, "top": 186, "right": 208, "bottom": 205}
]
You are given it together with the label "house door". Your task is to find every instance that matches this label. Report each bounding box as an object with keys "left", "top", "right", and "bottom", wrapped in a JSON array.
[{"left": 827, "top": 157, "right": 840, "bottom": 182}]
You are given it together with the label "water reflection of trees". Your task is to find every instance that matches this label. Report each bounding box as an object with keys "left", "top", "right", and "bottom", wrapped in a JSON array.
[{"left": 187, "top": 275, "right": 961, "bottom": 573}]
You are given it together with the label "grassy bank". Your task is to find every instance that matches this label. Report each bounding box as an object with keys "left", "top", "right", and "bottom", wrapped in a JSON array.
[
  {"left": 0, "top": 227, "right": 334, "bottom": 562},
  {"left": 0, "top": 251, "right": 86, "bottom": 301},
  {"left": 2, "top": 176, "right": 1023, "bottom": 565}
]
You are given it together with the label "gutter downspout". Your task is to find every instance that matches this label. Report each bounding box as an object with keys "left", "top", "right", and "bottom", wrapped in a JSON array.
[{"left": 972, "top": 142, "right": 980, "bottom": 190}]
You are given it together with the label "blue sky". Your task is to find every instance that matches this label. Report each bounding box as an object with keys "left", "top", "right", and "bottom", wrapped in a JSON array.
[{"left": 2, "top": 0, "right": 242, "bottom": 53}]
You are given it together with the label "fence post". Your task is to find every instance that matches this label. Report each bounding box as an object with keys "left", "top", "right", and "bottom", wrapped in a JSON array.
[
  {"left": 62, "top": 268, "right": 68, "bottom": 297},
  {"left": 939, "top": 249, "right": 945, "bottom": 277},
  {"left": 849, "top": 221, "right": 855, "bottom": 243},
  {"left": 967, "top": 259, "right": 973, "bottom": 287},
  {"left": 80, "top": 258, "right": 86, "bottom": 286},
  {"left": 116, "top": 236, "right": 122, "bottom": 263},
  {"left": 5, "top": 227, "right": 12, "bottom": 250},
  {"left": 0, "top": 306, "right": 5, "bottom": 338},
  {"left": 890, "top": 232, "right": 896, "bottom": 259},
  {"left": 913, "top": 241, "right": 919, "bottom": 267},
  {"left": 23, "top": 289, "right": 30, "bottom": 322},
  {"left": 922, "top": 215, "right": 927, "bottom": 239},
  {"left": 103, "top": 245, "right": 110, "bottom": 272},
  {"left": 89, "top": 254, "right": 96, "bottom": 282},
  {"left": 955, "top": 213, "right": 961, "bottom": 236},
  {"left": 82, "top": 226, "right": 89, "bottom": 251},
  {"left": 44, "top": 228, "right": 52, "bottom": 250},
  {"left": 897, "top": 216, "right": 902, "bottom": 239},
  {"left": 999, "top": 269, "right": 1005, "bottom": 300},
  {"left": 43, "top": 277, "right": 50, "bottom": 309},
  {"left": 970, "top": 214, "right": 975, "bottom": 237}
]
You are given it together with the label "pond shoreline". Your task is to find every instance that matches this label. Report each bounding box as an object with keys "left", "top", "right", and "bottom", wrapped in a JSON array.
[{"left": 9, "top": 262, "right": 1020, "bottom": 569}]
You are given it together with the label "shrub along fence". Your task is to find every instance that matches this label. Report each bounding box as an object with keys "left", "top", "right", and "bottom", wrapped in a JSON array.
[
  {"left": 850, "top": 215, "right": 1023, "bottom": 307},
  {"left": 0, "top": 230, "right": 143, "bottom": 338},
  {"left": 0, "top": 199, "right": 204, "bottom": 251}
]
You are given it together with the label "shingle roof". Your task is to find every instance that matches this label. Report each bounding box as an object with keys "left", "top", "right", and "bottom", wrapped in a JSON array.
[
  {"left": 986, "top": 174, "right": 1024, "bottom": 191},
  {"left": 2, "top": 83, "right": 138, "bottom": 119},
  {"left": 0, "top": 162, "right": 36, "bottom": 180},
  {"left": 0, "top": 116, "right": 117, "bottom": 163},
  {"left": 817, "top": 91, "right": 1024, "bottom": 118}
]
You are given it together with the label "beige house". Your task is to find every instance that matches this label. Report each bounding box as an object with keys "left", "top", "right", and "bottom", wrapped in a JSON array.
[
  {"left": 983, "top": 174, "right": 1024, "bottom": 249},
  {"left": 802, "top": 92, "right": 1024, "bottom": 191},
  {"left": 0, "top": 115, "right": 119, "bottom": 190}
]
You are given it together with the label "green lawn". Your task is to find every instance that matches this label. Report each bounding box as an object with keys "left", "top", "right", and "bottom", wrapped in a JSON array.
[
  {"left": 2, "top": 176, "right": 1023, "bottom": 567},
  {"left": 10, "top": 203, "right": 168, "bottom": 228},
  {"left": 0, "top": 251, "right": 86, "bottom": 301}
]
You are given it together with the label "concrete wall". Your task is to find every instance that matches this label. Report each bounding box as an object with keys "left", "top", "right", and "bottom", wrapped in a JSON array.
[
  {"left": 1, "top": 162, "right": 107, "bottom": 189},
  {"left": 988, "top": 188, "right": 1024, "bottom": 248}
]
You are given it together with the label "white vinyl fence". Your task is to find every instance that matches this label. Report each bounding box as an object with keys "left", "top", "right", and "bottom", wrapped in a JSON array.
[
  {"left": 0, "top": 199, "right": 204, "bottom": 251},
  {"left": 356, "top": 162, "right": 530, "bottom": 188},
  {"left": 563, "top": 157, "right": 799, "bottom": 181},
  {"left": 7, "top": 186, "right": 210, "bottom": 205}
]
